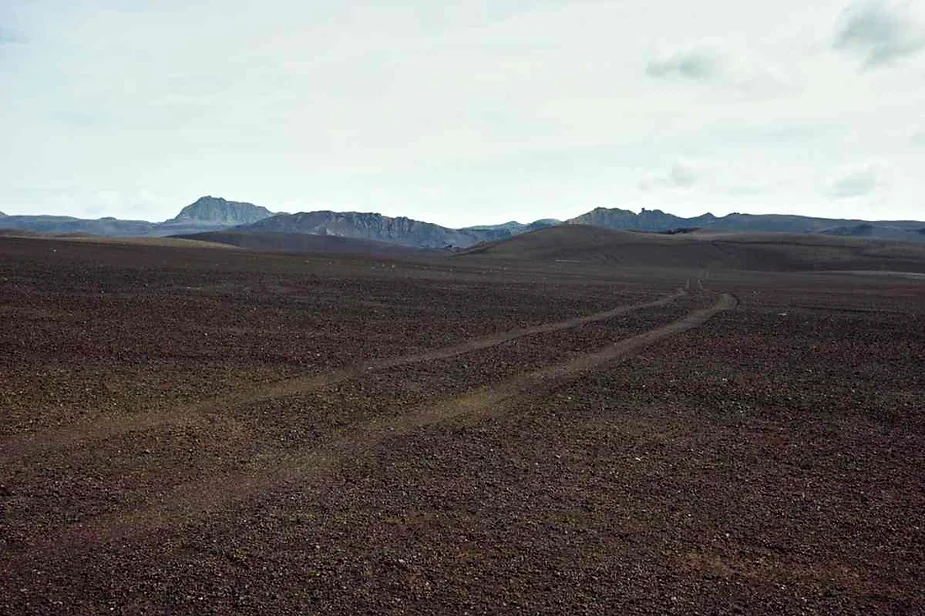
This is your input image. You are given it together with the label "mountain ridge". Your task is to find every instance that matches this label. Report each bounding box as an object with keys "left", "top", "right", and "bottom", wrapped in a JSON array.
[
  {"left": 2, "top": 197, "right": 924, "bottom": 246},
  {"left": 0, "top": 196, "right": 276, "bottom": 238},
  {"left": 237, "top": 210, "right": 511, "bottom": 249},
  {"left": 565, "top": 207, "right": 925, "bottom": 243}
]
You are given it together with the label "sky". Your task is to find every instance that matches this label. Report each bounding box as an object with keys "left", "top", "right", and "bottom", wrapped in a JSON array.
[{"left": 1, "top": 0, "right": 923, "bottom": 227}]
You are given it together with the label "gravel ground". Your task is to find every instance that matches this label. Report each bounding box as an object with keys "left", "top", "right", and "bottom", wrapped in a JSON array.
[{"left": 1, "top": 237, "right": 923, "bottom": 615}]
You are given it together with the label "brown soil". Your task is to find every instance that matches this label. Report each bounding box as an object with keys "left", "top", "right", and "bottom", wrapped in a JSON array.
[{"left": 1, "top": 235, "right": 923, "bottom": 615}]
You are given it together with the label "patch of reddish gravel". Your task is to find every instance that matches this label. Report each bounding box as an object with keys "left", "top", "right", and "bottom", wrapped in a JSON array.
[{"left": 2, "top": 237, "right": 924, "bottom": 615}]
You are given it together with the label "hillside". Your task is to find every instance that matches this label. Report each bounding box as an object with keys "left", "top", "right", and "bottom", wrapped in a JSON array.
[
  {"left": 238, "top": 211, "right": 509, "bottom": 249},
  {"left": 462, "top": 225, "right": 925, "bottom": 273},
  {"left": 0, "top": 215, "right": 158, "bottom": 237},
  {"left": 568, "top": 207, "right": 925, "bottom": 243},
  {"left": 180, "top": 230, "right": 428, "bottom": 255}
]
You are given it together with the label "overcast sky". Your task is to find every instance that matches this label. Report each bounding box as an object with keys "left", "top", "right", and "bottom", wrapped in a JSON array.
[{"left": 1, "top": 1, "right": 923, "bottom": 227}]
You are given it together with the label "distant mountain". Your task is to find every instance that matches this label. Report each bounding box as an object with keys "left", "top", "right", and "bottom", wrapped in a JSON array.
[
  {"left": 171, "top": 196, "right": 273, "bottom": 226},
  {"left": 238, "top": 211, "right": 510, "bottom": 249},
  {"left": 463, "top": 219, "right": 562, "bottom": 235},
  {"left": 0, "top": 196, "right": 275, "bottom": 238},
  {"left": 3, "top": 197, "right": 924, "bottom": 246},
  {"left": 0, "top": 211, "right": 6, "bottom": 217},
  {"left": 568, "top": 207, "right": 698, "bottom": 231},
  {"left": 463, "top": 221, "right": 529, "bottom": 234},
  {"left": 0, "top": 215, "right": 157, "bottom": 236},
  {"left": 567, "top": 208, "right": 925, "bottom": 243},
  {"left": 523, "top": 219, "right": 563, "bottom": 232},
  {"left": 0, "top": 200, "right": 508, "bottom": 247}
]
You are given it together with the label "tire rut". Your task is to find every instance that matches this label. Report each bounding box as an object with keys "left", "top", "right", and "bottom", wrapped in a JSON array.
[
  {"left": 20, "top": 292, "right": 735, "bottom": 554},
  {"left": 1, "top": 286, "right": 689, "bottom": 460}
]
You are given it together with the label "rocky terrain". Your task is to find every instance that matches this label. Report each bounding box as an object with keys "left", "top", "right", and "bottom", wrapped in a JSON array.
[{"left": 1, "top": 234, "right": 923, "bottom": 614}]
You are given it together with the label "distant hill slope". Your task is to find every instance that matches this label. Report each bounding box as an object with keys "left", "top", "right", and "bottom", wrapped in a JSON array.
[
  {"left": 0, "top": 215, "right": 158, "bottom": 236},
  {"left": 179, "top": 230, "right": 428, "bottom": 255},
  {"left": 567, "top": 207, "right": 925, "bottom": 243},
  {"left": 170, "top": 196, "right": 274, "bottom": 226},
  {"left": 0, "top": 196, "right": 275, "bottom": 238},
  {"left": 568, "top": 208, "right": 702, "bottom": 231},
  {"left": 818, "top": 223, "right": 925, "bottom": 242},
  {"left": 0, "top": 229, "right": 239, "bottom": 249},
  {"left": 462, "top": 219, "right": 562, "bottom": 235},
  {"left": 461, "top": 225, "right": 925, "bottom": 273},
  {"left": 237, "top": 211, "right": 510, "bottom": 249},
  {"left": 0, "top": 214, "right": 256, "bottom": 238}
]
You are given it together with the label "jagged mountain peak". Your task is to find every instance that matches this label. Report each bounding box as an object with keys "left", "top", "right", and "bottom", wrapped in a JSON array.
[{"left": 172, "top": 196, "right": 273, "bottom": 225}]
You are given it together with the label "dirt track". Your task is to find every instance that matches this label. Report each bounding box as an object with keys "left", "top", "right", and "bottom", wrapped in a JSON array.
[
  {"left": 0, "top": 284, "right": 691, "bottom": 460},
  {"left": 13, "top": 291, "right": 733, "bottom": 554},
  {"left": 2, "top": 237, "right": 923, "bottom": 615}
]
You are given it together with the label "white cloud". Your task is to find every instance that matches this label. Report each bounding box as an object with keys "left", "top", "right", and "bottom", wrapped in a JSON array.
[
  {"left": 639, "top": 160, "right": 704, "bottom": 191},
  {"left": 825, "top": 161, "right": 891, "bottom": 198},
  {"left": 645, "top": 39, "right": 792, "bottom": 96},
  {"left": 647, "top": 43, "right": 724, "bottom": 81},
  {"left": 639, "top": 159, "right": 775, "bottom": 198},
  {"left": 834, "top": 1, "right": 925, "bottom": 67},
  {"left": 0, "top": 16, "right": 27, "bottom": 46}
]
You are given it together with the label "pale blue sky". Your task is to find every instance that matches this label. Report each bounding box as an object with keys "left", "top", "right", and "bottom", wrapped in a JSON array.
[{"left": 1, "top": 0, "right": 924, "bottom": 226}]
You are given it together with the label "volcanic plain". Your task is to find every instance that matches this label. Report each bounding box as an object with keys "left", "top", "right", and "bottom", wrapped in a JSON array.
[{"left": 1, "top": 230, "right": 923, "bottom": 615}]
